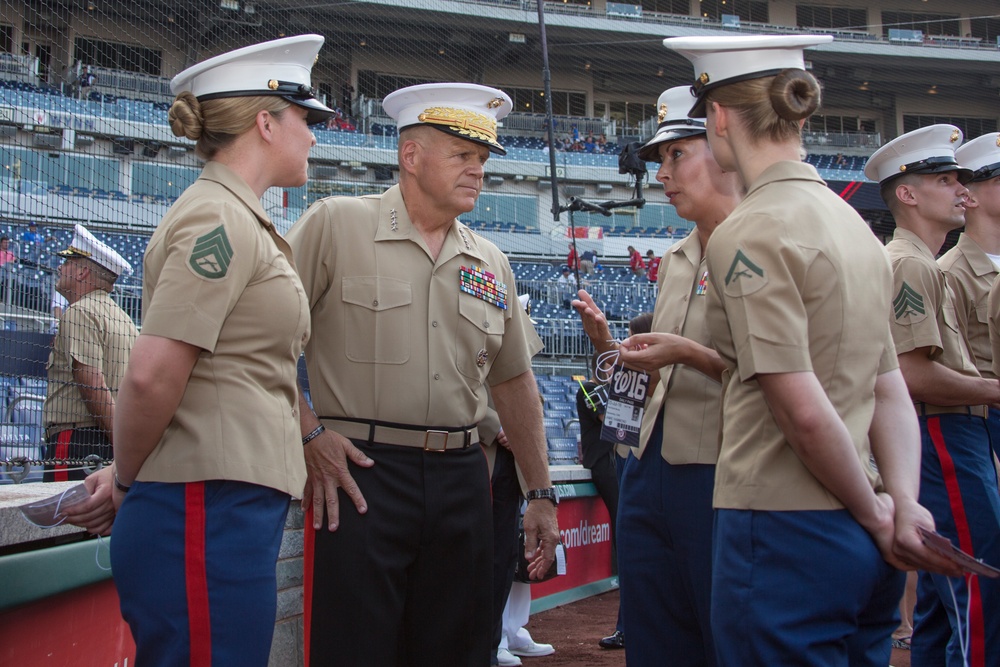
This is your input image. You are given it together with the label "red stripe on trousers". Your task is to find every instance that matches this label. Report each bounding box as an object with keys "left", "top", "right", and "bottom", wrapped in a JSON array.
[
  {"left": 53, "top": 430, "right": 71, "bottom": 482},
  {"left": 928, "top": 417, "right": 985, "bottom": 666},
  {"left": 303, "top": 506, "right": 315, "bottom": 667},
  {"left": 185, "top": 482, "right": 212, "bottom": 666}
]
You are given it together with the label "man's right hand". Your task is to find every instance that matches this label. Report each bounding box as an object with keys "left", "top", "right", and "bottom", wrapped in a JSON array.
[
  {"left": 302, "top": 428, "right": 374, "bottom": 531},
  {"left": 571, "top": 289, "right": 614, "bottom": 352}
]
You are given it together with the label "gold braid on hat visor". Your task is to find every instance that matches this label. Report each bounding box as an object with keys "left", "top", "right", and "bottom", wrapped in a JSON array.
[
  {"left": 417, "top": 107, "right": 499, "bottom": 145},
  {"left": 60, "top": 246, "right": 93, "bottom": 258}
]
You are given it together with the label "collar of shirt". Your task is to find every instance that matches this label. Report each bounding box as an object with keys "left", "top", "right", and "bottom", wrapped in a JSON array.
[
  {"left": 956, "top": 233, "right": 998, "bottom": 278},
  {"left": 198, "top": 161, "right": 273, "bottom": 231},
  {"left": 670, "top": 230, "right": 703, "bottom": 267},
  {"left": 892, "top": 227, "right": 937, "bottom": 262},
  {"left": 744, "top": 160, "right": 825, "bottom": 198},
  {"left": 374, "top": 184, "right": 489, "bottom": 267}
]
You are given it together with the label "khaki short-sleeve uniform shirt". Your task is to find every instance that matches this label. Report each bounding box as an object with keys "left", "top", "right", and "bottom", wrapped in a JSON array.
[
  {"left": 886, "top": 229, "right": 982, "bottom": 406},
  {"left": 705, "top": 161, "right": 894, "bottom": 511},
  {"left": 43, "top": 290, "right": 138, "bottom": 428},
  {"left": 939, "top": 233, "right": 998, "bottom": 379},
  {"left": 987, "top": 276, "right": 1000, "bottom": 378},
  {"left": 637, "top": 233, "right": 721, "bottom": 465},
  {"left": 135, "top": 161, "right": 310, "bottom": 498},
  {"left": 286, "top": 184, "right": 542, "bottom": 431}
]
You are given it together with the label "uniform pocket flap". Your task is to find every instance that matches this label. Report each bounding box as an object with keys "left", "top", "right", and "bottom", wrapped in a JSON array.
[{"left": 342, "top": 276, "right": 412, "bottom": 311}]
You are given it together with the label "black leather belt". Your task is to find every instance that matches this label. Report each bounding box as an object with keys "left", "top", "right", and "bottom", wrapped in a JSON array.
[
  {"left": 45, "top": 422, "right": 97, "bottom": 441},
  {"left": 321, "top": 417, "right": 478, "bottom": 452}
]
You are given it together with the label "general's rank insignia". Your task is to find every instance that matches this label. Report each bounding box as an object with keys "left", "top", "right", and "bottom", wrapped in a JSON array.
[
  {"left": 460, "top": 265, "right": 507, "bottom": 309},
  {"left": 189, "top": 225, "right": 234, "bottom": 279},
  {"left": 477, "top": 349, "right": 488, "bottom": 367},
  {"left": 893, "top": 281, "right": 926, "bottom": 323},
  {"left": 696, "top": 270, "right": 709, "bottom": 296}
]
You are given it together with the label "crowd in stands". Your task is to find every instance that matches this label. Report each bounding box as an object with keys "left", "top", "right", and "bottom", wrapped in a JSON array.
[{"left": 547, "top": 130, "right": 615, "bottom": 154}]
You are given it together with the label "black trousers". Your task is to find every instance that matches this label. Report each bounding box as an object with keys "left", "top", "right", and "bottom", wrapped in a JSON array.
[
  {"left": 490, "top": 445, "right": 521, "bottom": 662},
  {"left": 588, "top": 450, "right": 620, "bottom": 573},
  {"left": 306, "top": 440, "right": 493, "bottom": 667},
  {"left": 44, "top": 426, "right": 110, "bottom": 482}
]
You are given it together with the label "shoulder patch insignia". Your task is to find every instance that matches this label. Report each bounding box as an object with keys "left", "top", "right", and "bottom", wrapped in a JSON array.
[
  {"left": 893, "top": 281, "right": 926, "bottom": 321},
  {"left": 189, "top": 225, "right": 234, "bottom": 279},
  {"left": 724, "top": 250, "right": 764, "bottom": 286}
]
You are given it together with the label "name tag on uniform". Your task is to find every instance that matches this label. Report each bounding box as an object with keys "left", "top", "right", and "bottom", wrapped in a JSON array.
[
  {"left": 460, "top": 265, "right": 507, "bottom": 309},
  {"left": 600, "top": 365, "right": 649, "bottom": 448}
]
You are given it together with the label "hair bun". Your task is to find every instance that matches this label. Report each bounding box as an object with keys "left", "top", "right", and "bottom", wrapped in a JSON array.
[
  {"left": 768, "top": 69, "right": 821, "bottom": 122},
  {"left": 168, "top": 91, "right": 204, "bottom": 140}
]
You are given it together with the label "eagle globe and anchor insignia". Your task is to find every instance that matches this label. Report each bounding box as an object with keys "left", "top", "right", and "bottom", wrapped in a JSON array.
[{"left": 189, "top": 225, "right": 235, "bottom": 279}]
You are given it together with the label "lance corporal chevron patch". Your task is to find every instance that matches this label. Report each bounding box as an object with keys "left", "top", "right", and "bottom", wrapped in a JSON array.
[
  {"left": 189, "top": 225, "right": 234, "bottom": 279},
  {"left": 723, "top": 249, "right": 767, "bottom": 297}
]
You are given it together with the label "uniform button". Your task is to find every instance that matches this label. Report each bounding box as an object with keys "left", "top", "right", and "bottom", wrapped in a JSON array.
[
  {"left": 292, "top": 408, "right": 297, "bottom": 417},
  {"left": 682, "top": 295, "right": 688, "bottom": 302},
  {"left": 673, "top": 327, "right": 680, "bottom": 334},
  {"left": 432, "top": 321, "right": 438, "bottom": 327},
  {"left": 434, "top": 373, "right": 441, "bottom": 380},
  {"left": 372, "top": 299, "right": 379, "bottom": 307},
  {"left": 483, "top": 320, "right": 490, "bottom": 328}
]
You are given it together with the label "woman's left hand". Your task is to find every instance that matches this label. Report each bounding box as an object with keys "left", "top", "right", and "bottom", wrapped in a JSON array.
[
  {"left": 890, "top": 497, "right": 965, "bottom": 577},
  {"left": 62, "top": 466, "right": 116, "bottom": 536}
]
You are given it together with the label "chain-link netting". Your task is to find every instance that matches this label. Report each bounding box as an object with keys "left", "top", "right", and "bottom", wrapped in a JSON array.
[{"left": 2, "top": 0, "right": 999, "bottom": 478}]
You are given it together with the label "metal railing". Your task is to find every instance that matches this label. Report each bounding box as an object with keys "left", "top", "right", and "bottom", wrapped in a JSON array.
[{"left": 90, "top": 67, "right": 173, "bottom": 102}]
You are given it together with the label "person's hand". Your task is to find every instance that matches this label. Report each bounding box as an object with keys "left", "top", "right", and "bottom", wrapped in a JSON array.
[
  {"left": 618, "top": 332, "right": 691, "bottom": 373},
  {"left": 890, "top": 497, "right": 965, "bottom": 577},
  {"left": 62, "top": 466, "right": 115, "bottom": 536},
  {"left": 522, "top": 499, "right": 560, "bottom": 580},
  {"left": 862, "top": 492, "right": 906, "bottom": 570},
  {"left": 302, "top": 428, "right": 374, "bottom": 532},
  {"left": 570, "top": 290, "right": 614, "bottom": 352},
  {"left": 496, "top": 428, "right": 510, "bottom": 450}
]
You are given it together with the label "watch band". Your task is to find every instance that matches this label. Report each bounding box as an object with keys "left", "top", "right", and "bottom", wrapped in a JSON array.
[{"left": 526, "top": 487, "right": 559, "bottom": 506}]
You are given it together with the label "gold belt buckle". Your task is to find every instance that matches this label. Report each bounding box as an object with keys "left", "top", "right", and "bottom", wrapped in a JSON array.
[{"left": 423, "top": 429, "right": 450, "bottom": 452}]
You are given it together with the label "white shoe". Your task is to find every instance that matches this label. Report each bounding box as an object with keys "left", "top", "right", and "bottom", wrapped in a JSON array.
[
  {"left": 509, "top": 640, "right": 555, "bottom": 658},
  {"left": 496, "top": 648, "right": 523, "bottom": 667}
]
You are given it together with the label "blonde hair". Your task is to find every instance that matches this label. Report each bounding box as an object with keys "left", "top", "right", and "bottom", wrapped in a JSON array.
[
  {"left": 704, "top": 69, "right": 821, "bottom": 146},
  {"left": 168, "top": 91, "right": 292, "bottom": 159}
]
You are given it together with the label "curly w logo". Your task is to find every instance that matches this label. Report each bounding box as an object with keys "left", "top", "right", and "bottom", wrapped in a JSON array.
[{"left": 189, "top": 226, "right": 234, "bottom": 279}]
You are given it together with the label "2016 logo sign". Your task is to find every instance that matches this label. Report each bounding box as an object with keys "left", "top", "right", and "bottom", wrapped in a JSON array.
[{"left": 612, "top": 368, "right": 647, "bottom": 402}]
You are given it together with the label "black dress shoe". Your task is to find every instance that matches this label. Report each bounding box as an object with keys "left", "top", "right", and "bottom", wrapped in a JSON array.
[{"left": 599, "top": 630, "right": 625, "bottom": 649}]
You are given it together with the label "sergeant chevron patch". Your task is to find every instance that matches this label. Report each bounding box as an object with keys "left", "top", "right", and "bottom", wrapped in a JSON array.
[
  {"left": 189, "top": 225, "right": 234, "bottom": 279},
  {"left": 893, "top": 282, "right": 925, "bottom": 321}
]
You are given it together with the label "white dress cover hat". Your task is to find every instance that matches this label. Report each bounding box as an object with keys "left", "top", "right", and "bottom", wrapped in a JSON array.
[
  {"left": 864, "top": 124, "right": 972, "bottom": 185},
  {"left": 663, "top": 34, "right": 833, "bottom": 117},
  {"left": 58, "top": 224, "right": 133, "bottom": 278},
  {"left": 170, "top": 34, "right": 334, "bottom": 125},
  {"left": 383, "top": 83, "right": 512, "bottom": 155},
  {"left": 637, "top": 86, "right": 705, "bottom": 162},
  {"left": 956, "top": 133, "right": 1000, "bottom": 183}
]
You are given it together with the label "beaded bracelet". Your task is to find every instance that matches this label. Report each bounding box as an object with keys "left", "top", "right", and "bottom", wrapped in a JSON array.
[{"left": 302, "top": 424, "right": 326, "bottom": 446}]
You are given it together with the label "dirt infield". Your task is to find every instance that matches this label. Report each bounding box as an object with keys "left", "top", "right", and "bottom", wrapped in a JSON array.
[{"left": 524, "top": 589, "right": 911, "bottom": 667}]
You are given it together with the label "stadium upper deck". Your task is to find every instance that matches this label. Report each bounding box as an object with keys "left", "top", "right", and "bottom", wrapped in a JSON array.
[{"left": 1, "top": 0, "right": 998, "bottom": 241}]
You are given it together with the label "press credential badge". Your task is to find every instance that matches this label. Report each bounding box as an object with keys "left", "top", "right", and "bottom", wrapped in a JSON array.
[{"left": 600, "top": 365, "right": 649, "bottom": 448}]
